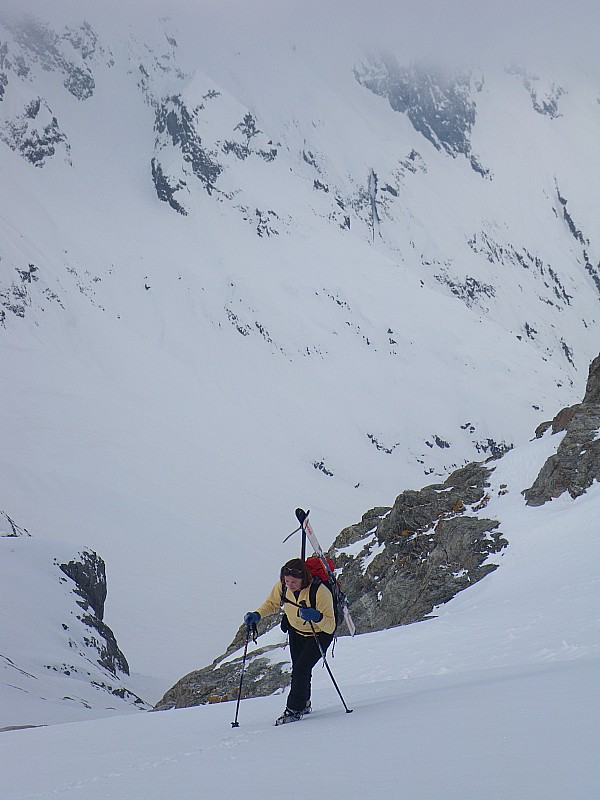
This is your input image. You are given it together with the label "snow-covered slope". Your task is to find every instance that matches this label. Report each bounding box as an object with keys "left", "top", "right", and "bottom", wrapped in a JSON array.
[
  {"left": 3, "top": 432, "right": 599, "bottom": 798},
  {"left": 0, "top": 531, "right": 151, "bottom": 728},
  {"left": 1, "top": 2, "right": 599, "bottom": 694}
]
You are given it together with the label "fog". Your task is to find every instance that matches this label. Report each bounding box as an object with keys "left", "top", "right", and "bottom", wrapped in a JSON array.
[{"left": 1, "top": 0, "right": 599, "bottom": 73}]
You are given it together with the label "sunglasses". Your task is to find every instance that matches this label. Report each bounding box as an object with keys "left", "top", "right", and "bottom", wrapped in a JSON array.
[{"left": 282, "top": 566, "right": 304, "bottom": 578}]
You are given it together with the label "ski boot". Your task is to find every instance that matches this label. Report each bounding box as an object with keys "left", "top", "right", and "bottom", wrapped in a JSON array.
[{"left": 275, "top": 707, "right": 304, "bottom": 726}]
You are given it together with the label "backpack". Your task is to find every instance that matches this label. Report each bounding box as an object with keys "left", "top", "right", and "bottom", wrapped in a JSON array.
[{"left": 305, "top": 556, "right": 344, "bottom": 630}]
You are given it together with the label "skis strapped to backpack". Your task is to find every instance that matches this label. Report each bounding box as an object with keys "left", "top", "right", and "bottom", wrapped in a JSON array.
[{"left": 292, "top": 508, "right": 356, "bottom": 637}]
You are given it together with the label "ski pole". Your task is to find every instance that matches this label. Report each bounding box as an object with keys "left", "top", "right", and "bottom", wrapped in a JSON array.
[
  {"left": 300, "top": 601, "right": 353, "bottom": 714},
  {"left": 231, "top": 623, "right": 256, "bottom": 727}
]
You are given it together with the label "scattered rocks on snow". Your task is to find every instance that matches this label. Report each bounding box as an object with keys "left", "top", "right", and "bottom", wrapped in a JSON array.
[
  {"left": 0, "top": 509, "right": 30, "bottom": 537},
  {"left": 506, "top": 65, "right": 566, "bottom": 119}
]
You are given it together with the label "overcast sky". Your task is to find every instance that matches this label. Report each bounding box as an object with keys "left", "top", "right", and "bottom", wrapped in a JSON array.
[{"left": 2, "top": 0, "right": 599, "bottom": 72}]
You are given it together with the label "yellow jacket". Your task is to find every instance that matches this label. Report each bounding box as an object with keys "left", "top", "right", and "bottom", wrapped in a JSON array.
[{"left": 256, "top": 580, "right": 336, "bottom": 636}]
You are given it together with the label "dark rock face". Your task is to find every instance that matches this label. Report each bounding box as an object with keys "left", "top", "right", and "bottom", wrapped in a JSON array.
[
  {"left": 583, "top": 354, "right": 600, "bottom": 404},
  {"left": 60, "top": 550, "right": 129, "bottom": 676},
  {"left": 355, "top": 57, "right": 487, "bottom": 176},
  {"left": 60, "top": 549, "right": 107, "bottom": 619},
  {"left": 524, "top": 354, "right": 600, "bottom": 506},
  {"left": 152, "top": 94, "right": 223, "bottom": 211},
  {"left": 151, "top": 157, "right": 188, "bottom": 215},
  {"left": 156, "top": 461, "right": 506, "bottom": 710}
]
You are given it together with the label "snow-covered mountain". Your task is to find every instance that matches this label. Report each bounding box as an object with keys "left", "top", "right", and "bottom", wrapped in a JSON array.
[
  {"left": 0, "top": 520, "right": 150, "bottom": 728},
  {"left": 1, "top": 0, "right": 599, "bottom": 716},
  {"left": 4, "top": 408, "right": 600, "bottom": 798}
]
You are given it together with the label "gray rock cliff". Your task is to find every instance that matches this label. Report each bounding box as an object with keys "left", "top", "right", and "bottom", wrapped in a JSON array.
[
  {"left": 59, "top": 549, "right": 130, "bottom": 677},
  {"left": 524, "top": 353, "right": 600, "bottom": 505}
]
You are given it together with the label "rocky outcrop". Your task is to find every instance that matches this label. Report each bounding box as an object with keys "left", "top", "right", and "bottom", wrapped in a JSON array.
[
  {"left": 155, "top": 643, "right": 291, "bottom": 709},
  {"left": 330, "top": 461, "right": 505, "bottom": 632},
  {"left": 354, "top": 57, "right": 488, "bottom": 176},
  {"left": 156, "top": 460, "right": 507, "bottom": 710},
  {"left": 59, "top": 549, "right": 129, "bottom": 677},
  {"left": 151, "top": 94, "right": 224, "bottom": 212},
  {"left": 151, "top": 157, "right": 188, "bottom": 215},
  {"left": 59, "top": 550, "right": 130, "bottom": 676},
  {"left": 524, "top": 353, "right": 600, "bottom": 506},
  {"left": 60, "top": 549, "right": 107, "bottom": 619},
  {"left": 0, "top": 96, "right": 71, "bottom": 167},
  {"left": 583, "top": 354, "right": 600, "bottom": 404},
  {"left": 0, "top": 522, "right": 148, "bottom": 721}
]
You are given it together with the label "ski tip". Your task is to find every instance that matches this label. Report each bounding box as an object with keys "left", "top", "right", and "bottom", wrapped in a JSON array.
[{"left": 295, "top": 508, "right": 309, "bottom": 524}]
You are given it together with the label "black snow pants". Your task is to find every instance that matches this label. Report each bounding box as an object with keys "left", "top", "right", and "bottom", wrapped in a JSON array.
[{"left": 286, "top": 627, "right": 333, "bottom": 713}]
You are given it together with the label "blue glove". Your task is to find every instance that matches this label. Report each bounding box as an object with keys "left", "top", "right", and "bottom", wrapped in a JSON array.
[
  {"left": 244, "top": 611, "right": 260, "bottom": 628},
  {"left": 299, "top": 606, "right": 322, "bottom": 623}
]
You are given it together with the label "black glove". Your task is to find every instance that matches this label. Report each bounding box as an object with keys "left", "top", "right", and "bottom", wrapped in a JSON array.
[{"left": 244, "top": 611, "right": 260, "bottom": 628}]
